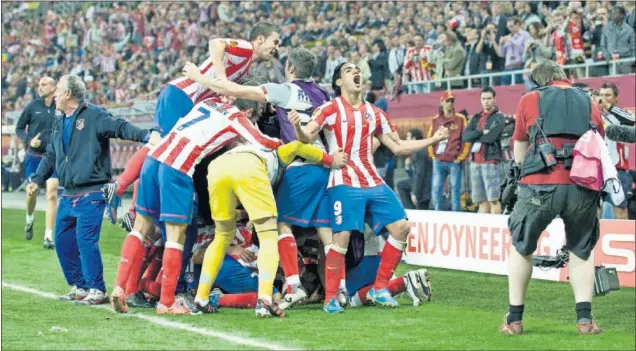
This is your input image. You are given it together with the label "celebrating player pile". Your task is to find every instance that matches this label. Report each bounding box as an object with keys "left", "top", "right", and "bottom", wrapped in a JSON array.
[{"left": 107, "top": 29, "right": 447, "bottom": 317}]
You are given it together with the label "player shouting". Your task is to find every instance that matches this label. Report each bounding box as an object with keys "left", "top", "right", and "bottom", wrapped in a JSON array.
[{"left": 291, "top": 62, "right": 449, "bottom": 313}]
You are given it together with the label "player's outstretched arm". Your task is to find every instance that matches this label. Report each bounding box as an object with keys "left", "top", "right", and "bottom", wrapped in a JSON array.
[
  {"left": 277, "top": 141, "right": 347, "bottom": 168},
  {"left": 183, "top": 62, "right": 268, "bottom": 103},
  {"left": 378, "top": 128, "right": 449, "bottom": 156},
  {"left": 208, "top": 38, "right": 228, "bottom": 80}
]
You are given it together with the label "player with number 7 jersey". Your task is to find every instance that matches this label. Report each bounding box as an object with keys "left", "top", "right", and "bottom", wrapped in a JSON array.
[{"left": 111, "top": 97, "right": 281, "bottom": 315}]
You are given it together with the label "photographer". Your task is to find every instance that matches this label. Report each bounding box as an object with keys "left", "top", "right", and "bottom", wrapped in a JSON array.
[{"left": 499, "top": 61, "right": 605, "bottom": 336}]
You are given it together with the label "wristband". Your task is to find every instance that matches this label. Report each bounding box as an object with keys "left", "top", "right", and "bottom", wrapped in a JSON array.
[{"left": 321, "top": 153, "right": 334, "bottom": 166}]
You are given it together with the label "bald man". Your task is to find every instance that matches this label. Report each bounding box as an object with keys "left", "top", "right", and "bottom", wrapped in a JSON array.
[{"left": 15, "top": 77, "right": 60, "bottom": 249}]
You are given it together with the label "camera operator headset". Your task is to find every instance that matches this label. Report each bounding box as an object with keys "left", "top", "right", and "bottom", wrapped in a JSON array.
[{"left": 498, "top": 61, "right": 605, "bottom": 336}]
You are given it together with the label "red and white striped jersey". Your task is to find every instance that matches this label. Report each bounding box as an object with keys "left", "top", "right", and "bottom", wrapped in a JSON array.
[
  {"left": 403, "top": 46, "right": 432, "bottom": 82},
  {"left": 168, "top": 38, "right": 254, "bottom": 104},
  {"left": 148, "top": 98, "right": 282, "bottom": 176},
  {"left": 193, "top": 223, "right": 258, "bottom": 268},
  {"left": 311, "top": 97, "right": 396, "bottom": 188}
]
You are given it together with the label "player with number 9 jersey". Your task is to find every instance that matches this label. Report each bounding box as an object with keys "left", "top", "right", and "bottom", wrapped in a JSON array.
[{"left": 136, "top": 98, "right": 282, "bottom": 226}]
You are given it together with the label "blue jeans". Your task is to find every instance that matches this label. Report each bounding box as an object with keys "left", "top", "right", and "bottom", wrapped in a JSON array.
[
  {"left": 431, "top": 160, "right": 462, "bottom": 211},
  {"left": 501, "top": 67, "right": 523, "bottom": 86},
  {"left": 601, "top": 200, "right": 615, "bottom": 219}
]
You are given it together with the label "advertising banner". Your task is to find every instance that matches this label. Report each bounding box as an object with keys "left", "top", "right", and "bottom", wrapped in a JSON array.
[{"left": 403, "top": 210, "right": 635, "bottom": 288}]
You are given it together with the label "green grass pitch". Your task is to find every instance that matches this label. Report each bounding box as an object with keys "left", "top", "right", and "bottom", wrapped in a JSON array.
[{"left": 1, "top": 208, "right": 634, "bottom": 350}]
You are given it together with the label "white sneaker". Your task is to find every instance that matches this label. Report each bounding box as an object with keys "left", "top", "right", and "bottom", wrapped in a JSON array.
[
  {"left": 415, "top": 269, "right": 432, "bottom": 301},
  {"left": 58, "top": 286, "right": 88, "bottom": 301},
  {"left": 73, "top": 288, "right": 107, "bottom": 305},
  {"left": 278, "top": 285, "right": 308, "bottom": 310},
  {"left": 403, "top": 271, "right": 422, "bottom": 306}
]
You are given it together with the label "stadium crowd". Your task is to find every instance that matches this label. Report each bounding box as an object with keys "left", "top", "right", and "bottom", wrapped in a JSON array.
[{"left": 3, "top": 1, "right": 635, "bottom": 114}]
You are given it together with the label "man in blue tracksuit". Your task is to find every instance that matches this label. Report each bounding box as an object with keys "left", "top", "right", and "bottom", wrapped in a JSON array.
[
  {"left": 15, "top": 76, "right": 59, "bottom": 248},
  {"left": 28, "top": 74, "right": 158, "bottom": 305}
]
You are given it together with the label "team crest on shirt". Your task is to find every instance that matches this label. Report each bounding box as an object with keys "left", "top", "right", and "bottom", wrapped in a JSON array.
[
  {"left": 228, "top": 40, "right": 239, "bottom": 47},
  {"left": 76, "top": 119, "right": 85, "bottom": 131},
  {"left": 364, "top": 112, "right": 372, "bottom": 121}
]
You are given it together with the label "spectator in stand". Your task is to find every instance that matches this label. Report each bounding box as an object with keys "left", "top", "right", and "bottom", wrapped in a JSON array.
[
  {"left": 517, "top": 2, "right": 542, "bottom": 29},
  {"left": 549, "top": 10, "right": 571, "bottom": 67},
  {"left": 368, "top": 41, "right": 389, "bottom": 91},
  {"left": 476, "top": 23, "right": 501, "bottom": 87},
  {"left": 524, "top": 22, "right": 553, "bottom": 69},
  {"left": 462, "top": 87, "right": 505, "bottom": 214},
  {"left": 489, "top": 2, "right": 510, "bottom": 84},
  {"left": 324, "top": 45, "right": 344, "bottom": 83},
  {"left": 403, "top": 35, "right": 432, "bottom": 94},
  {"left": 441, "top": 31, "right": 466, "bottom": 89},
  {"left": 427, "top": 92, "right": 470, "bottom": 212},
  {"left": 463, "top": 27, "right": 486, "bottom": 88},
  {"left": 497, "top": 17, "right": 530, "bottom": 85},
  {"left": 600, "top": 6, "right": 636, "bottom": 75}
]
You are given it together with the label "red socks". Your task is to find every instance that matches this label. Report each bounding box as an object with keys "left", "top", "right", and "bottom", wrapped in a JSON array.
[
  {"left": 278, "top": 234, "right": 300, "bottom": 289},
  {"left": 116, "top": 146, "right": 149, "bottom": 196},
  {"left": 124, "top": 249, "right": 146, "bottom": 295},
  {"left": 388, "top": 277, "right": 406, "bottom": 295},
  {"left": 218, "top": 293, "right": 258, "bottom": 308},
  {"left": 142, "top": 245, "right": 163, "bottom": 281},
  {"left": 115, "top": 233, "right": 145, "bottom": 290},
  {"left": 325, "top": 247, "right": 346, "bottom": 302},
  {"left": 373, "top": 237, "right": 406, "bottom": 290},
  {"left": 354, "top": 277, "right": 406, "bottom": 305},
  {"left": 159, "top": 243, "right": 183, "bottom": 307}
]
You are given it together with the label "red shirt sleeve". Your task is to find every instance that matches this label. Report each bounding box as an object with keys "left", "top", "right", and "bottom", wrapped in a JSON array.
[{"left": 512, "top": 92, "right": 537, "bottom": 142}]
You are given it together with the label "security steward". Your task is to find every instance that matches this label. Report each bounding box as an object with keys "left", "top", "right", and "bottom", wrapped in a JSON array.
[
  {"left": 27, "top": 75, "right": 159, "bottom": 306},
  {"left": 500, "top": 61, "right": 605, "bottom": 336}
]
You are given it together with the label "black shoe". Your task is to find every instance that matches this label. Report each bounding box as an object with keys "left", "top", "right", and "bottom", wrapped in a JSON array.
[
  {"left": 126, "top": 292, "right": 156, "bottom": 308},
  {"left": 25, "top": 222, "right": 34, "bottom": 241},
  {"left": 43, "top": 238, "right": 54, "bottom": 249}
]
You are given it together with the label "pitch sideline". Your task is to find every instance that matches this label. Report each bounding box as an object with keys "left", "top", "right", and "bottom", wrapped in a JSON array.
[{"left": 2, "top": 282, "right": 300, "bottom": 351}]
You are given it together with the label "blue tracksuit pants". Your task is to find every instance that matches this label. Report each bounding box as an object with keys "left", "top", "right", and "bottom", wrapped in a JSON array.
[{"left": 55, "top": 191, "right": 106, "bottom": 292}]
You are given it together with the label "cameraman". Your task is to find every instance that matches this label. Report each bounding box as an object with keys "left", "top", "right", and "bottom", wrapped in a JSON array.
[{"left": 499, "top": 61, "right": 605, "bottom": 336}]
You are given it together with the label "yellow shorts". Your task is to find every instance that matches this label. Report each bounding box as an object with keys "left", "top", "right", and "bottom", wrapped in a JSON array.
[{"left": 207, "top": 152, "right": 277, "bottom": 222}]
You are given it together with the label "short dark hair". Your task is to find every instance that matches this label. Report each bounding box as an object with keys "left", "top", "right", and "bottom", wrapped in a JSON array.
[
  {"left": 331, "top": 62, "right": 348, "bottom": 96},
  {"left": 613, "top": 6, "right": 626, "bottom": 16},
  {"left": 507, "top": 16, "right": 523, "bottom": 26},
  {"left": 288, "top": 48, "right": 316, "bottom": 79},
  {"left": 235, "top": 76, "right": 269, "bottom": 118},
  {"left": 600, "top": 82, "right": 619, "bottom": 97},
  {"left": 481, "top": 86, "right": 496, "bottom": 97},
  {"left": 248, "top": 22, "right": 280, "bottom": 41}
]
